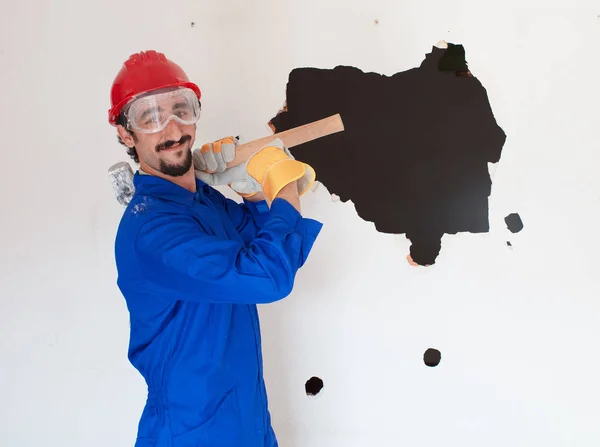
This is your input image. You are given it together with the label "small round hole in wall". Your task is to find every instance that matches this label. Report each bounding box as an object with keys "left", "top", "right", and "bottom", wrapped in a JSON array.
[
  {"left": 305, "top": 376, "right": 324, "bottom": 396},
  {"left": 424, "top": 348, "right": 441, "bottom": 367}
]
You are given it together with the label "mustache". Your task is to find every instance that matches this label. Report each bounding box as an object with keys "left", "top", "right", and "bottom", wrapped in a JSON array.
[{"left": 156, "top": 135, "right": 191, "bottom": 152}]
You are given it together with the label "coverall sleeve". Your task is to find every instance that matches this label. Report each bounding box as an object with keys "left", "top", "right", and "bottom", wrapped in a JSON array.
[
  {"left": 242, "top": 198, "right": 271, "bottom": 228},
  {"left": 221, "top": 195, "right": 271, "bottom": 242},
  {"left": 134, "top": 198, "right": 322, "bottom": 304},
  {"left": 208, "top": 187, "right": 271, "bottom": 241}
]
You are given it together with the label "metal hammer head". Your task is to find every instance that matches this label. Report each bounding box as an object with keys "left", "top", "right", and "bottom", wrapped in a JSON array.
[{"left": 108, "top": 161, "right": 135, "bottom": 206}]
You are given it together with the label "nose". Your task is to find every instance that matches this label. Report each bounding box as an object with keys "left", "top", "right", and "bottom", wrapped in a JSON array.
[{"left": 163, "top": 118, "right": 183, "bottom": 142}]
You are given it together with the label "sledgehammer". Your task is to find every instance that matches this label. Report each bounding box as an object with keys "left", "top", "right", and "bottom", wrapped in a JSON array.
[{"left": 108, "top": 113, "right": 344, "bottom": 206}]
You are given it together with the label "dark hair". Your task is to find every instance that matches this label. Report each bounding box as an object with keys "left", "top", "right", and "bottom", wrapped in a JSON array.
[
  {"left": 115, "top": 112, "right": 139, "bottom": 163},
  {"left": 114, "top": 98, "right": 202, "bottom": 164}
]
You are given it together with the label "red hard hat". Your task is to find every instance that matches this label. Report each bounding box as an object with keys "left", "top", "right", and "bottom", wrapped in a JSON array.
[{"left": 108, "top": 50, "right": 201, "bottom": 126}]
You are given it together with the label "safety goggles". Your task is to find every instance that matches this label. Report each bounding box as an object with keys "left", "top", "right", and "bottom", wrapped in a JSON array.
[{"left": 124, "top": 87, "right": 200, "bottom": 134}]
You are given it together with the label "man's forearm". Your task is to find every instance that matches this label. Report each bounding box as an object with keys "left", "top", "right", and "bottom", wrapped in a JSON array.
[
  {"left": 245, "top": 182, "right": 300, "bottom": 212},
  {"left": 275, "top": 182, "right": 300, "bottom": 212},
  {"left": 244, "top": 191, "right": 267, "bottom": 203}
]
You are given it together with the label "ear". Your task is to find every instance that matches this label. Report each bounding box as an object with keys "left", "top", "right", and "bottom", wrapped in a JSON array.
[{"left": 117, "top": 125, "right": 136, "bottom": 148}]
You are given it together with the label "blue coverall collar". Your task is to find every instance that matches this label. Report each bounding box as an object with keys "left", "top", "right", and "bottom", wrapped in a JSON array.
[{"left": 133, "top": 171, "right": 209, "bottom": 206}]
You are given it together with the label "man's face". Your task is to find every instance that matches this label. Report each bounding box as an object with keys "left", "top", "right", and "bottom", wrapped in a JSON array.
[{"left": 117, "top": 88, "right": 199, "bottom": 177}]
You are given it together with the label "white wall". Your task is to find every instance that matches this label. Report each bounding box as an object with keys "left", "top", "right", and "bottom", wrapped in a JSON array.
[{"left": 1, "top": 0, "right": 599, "bottom": 445}]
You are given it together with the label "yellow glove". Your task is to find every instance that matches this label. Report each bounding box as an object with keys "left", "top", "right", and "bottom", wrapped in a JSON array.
[
  {"left": 245, "top": 140, "right": 315, "bottom": 201},
  {"left": 194, "top": 138, "right": 315, "bottom": 202}
]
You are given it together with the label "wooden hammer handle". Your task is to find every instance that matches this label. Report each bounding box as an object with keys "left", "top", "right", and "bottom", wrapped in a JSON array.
[{"left": 226, "top": 113, "right": 344, "bottom": 168}]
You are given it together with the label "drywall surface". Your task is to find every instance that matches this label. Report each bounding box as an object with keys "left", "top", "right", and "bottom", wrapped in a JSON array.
[{"left": 1, "top": 0, "right": 599, "bottom": 446}]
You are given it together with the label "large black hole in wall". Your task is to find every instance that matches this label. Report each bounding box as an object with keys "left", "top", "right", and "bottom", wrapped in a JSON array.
[
  {"left": 305, "top": 376, "right": 324, "bottom": 396},
  {"left": 269, "top": 43, "right": 507, "bottom": 266},
  {"left": 424, "top": 348, "right": 441, "bottom": 367}
]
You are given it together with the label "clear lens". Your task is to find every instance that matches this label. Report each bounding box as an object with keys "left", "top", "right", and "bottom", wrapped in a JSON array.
[{"left": 125, "top": 87, "right": 200, "bottom": 133}]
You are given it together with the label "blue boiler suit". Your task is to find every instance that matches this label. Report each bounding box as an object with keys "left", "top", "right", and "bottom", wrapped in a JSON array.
[{"left": 114, "top": 172, "right": 322, "bottom": 446}]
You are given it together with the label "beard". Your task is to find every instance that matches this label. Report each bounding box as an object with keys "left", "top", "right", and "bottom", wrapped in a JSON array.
[
  {"left": 156, "top": 135, "right": 193, "bottom": 177},
  {"left": 158, "top": 148, "right": 193, "bottom": 177}
]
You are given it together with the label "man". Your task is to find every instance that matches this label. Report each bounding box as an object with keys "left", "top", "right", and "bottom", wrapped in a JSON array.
[{"left": 108, "top": 50, "right": 322, "bottom": 446}]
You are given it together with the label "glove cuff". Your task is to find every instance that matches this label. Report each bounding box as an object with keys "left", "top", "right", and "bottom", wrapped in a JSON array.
[
  {"left": 261, "top": 159, "right": 306, "bottom": 201},
  {"left": 245, "top": 142, "right": 316, "bottom": 201},
  {"left": 297, "top": 163, "right": 316, "bottom": 196}
]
